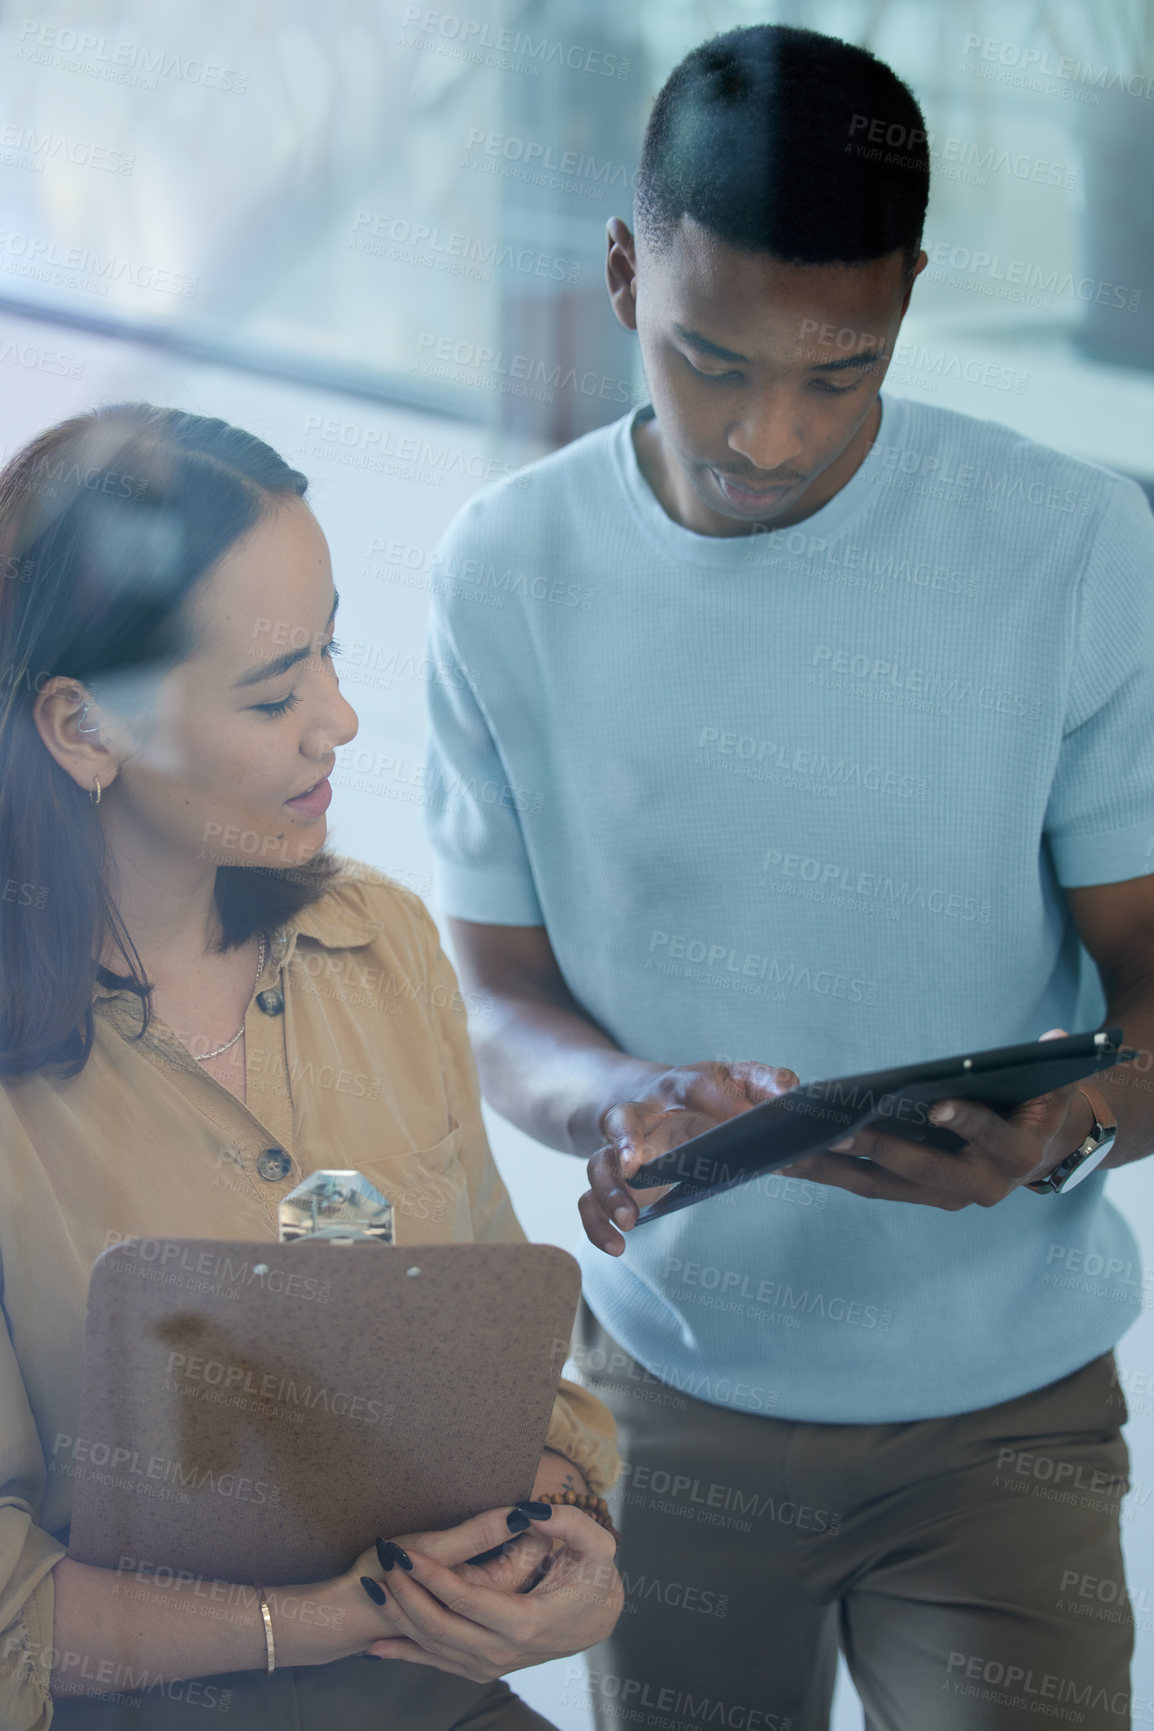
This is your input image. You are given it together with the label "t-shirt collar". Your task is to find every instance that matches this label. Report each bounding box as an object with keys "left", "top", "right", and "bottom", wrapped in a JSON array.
[{"left": 617, "top": 395, "right": 904, "bottom": 567}]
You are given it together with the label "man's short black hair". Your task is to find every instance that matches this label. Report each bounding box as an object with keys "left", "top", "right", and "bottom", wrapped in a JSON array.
[{"left": 636, "top": 24, "right": 929, "bottom": 271}]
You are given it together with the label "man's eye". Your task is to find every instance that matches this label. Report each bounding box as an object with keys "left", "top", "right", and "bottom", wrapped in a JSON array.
[
  {"left": 254, "top": 692, "right": 303, "bottom": 718},
  {"left": 812, "top": 377, "right": 858, "bottom": 395},
  {"left": 685, "top": 355, "right": 741, "bottom": 383}
]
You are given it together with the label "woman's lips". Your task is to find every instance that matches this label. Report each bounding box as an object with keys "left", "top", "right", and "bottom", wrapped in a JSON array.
[{"left": 285, "top": 776, "right": 332, "bottom": 817}]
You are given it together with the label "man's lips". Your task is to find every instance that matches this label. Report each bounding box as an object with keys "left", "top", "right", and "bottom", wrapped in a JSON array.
[{"left": 712, "top": 470, "right": 800, "bottom": 508}]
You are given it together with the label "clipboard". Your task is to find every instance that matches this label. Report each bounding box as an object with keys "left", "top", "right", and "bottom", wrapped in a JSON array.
[
  {"left": 66, "top": 1239, "right": 580, "bottom": 1586},
  {"left": 630, "top": 1028, "right": 1136, "bottom": 1225}
]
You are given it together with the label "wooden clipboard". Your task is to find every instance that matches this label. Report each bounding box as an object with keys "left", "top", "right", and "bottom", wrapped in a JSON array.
[{"left": 66, "top": 1239, "right": 580, "bottom": 1586}]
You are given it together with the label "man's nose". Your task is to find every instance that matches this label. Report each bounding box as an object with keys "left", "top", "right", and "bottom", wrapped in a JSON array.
[{"left": 726, "top": 395, "right": 804, "bottom": 474}]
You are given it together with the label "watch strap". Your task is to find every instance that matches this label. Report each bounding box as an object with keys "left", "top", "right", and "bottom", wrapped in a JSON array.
[{"left": 1026, "top": 1083, "right": 1116, "bottom": 1194}]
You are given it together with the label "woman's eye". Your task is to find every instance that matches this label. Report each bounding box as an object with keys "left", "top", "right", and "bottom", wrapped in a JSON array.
[
  {"left": 323, "top": 637, "right": 342, "bottom": 661},
  {"left": 253, "top": 692, "right": 303, "bottom": 718}
]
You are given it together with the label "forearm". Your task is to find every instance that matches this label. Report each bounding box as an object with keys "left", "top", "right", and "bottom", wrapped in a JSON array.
[
  {"left": 50, "top": 1557, "right": 363, "bottom": 1695},
  {"left": 469, "top": 988, "right": 660, "bottom": 1156},
  {"left": 1097, "top": 983, "right": 1154, "bottom": 1167}
]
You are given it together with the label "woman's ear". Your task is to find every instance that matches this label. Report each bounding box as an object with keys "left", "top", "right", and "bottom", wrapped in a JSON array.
[{"left": 32, "top": 679, "right": 123, "bottom": 798}]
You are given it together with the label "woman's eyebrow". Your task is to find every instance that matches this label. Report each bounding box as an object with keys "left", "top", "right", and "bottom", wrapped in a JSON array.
[{"left": 233, "top": 590, "right": 339, "bottom": 689}]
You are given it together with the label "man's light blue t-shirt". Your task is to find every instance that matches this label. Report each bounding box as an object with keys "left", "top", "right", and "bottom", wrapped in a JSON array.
[{"left": 423, "top": 394, "right": 1154, "bottom": 1422}]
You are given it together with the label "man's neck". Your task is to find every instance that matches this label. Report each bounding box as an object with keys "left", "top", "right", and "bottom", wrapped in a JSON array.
[{"left": 633, "top": 398, "right": 881, "bottom": 538}]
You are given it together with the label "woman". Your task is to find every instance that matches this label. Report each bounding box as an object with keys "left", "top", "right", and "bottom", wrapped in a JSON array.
[{"left": 0, "top": 404, "right": 622, "bottom": 1728}]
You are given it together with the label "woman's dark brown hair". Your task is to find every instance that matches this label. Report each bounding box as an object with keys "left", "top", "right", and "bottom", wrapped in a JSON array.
[{"left": 0, "top": 403, "right": 338, "bottom": 1077}]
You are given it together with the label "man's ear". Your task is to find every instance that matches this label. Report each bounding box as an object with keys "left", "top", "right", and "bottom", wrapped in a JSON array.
[
  {"left": 606, "top": 218, "right": 639, "bottom": 333},
  {"left": 898, "top": 247, "right": 928, "bottom": 320}
]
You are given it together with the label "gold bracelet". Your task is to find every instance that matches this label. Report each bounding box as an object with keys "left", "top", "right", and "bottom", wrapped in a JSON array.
[
  {"left": 254, "top": 1585, "right": 275, "bottom": 1673},
  {"left": 537, "top": 1490, "right": 620, "bottom": 1546}
]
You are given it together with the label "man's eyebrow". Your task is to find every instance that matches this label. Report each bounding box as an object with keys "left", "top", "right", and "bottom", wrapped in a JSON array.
[
  {"left": 811, "top": 349, "right": 886, "bottom": 372},
  {"left": 674, "top": 324, "right": 749, "bottom": 364},
  {"left": 234, "top": 589, "right": 339, "bottom": 689}
]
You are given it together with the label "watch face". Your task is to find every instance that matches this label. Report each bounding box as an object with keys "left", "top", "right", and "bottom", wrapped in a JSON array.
[{"left": 1056, "top": 1130, "right": 1117, "bottom": 1192}]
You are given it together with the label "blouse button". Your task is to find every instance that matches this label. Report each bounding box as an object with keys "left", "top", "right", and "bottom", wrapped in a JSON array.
[
  {"left": 256, "top": 988, "right": 285, "bottom": 1015},
  {"left": 257, "top": 1147, "right": 293, "bottom": 1182}
]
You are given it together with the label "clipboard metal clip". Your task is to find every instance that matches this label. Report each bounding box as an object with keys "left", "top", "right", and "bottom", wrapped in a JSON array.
[{"left": 278, "top": 1169, "right": 395, "bottom": 1245}]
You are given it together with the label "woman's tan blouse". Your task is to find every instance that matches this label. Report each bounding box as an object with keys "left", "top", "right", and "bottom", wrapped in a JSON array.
[{"left": 0, "top": 864, "right": 618, "bottom": 1728}]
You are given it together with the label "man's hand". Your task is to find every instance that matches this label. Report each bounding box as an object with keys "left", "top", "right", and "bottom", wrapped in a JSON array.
[
  {"left": 781, "top": 1028, "right": 1095, "bottom": 1209},
  {"left": 579, "top": 1060, "right": 798, "bottom": 1254}
]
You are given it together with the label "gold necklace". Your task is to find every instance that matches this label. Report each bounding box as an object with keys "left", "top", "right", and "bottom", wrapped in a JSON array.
[{"left": 194, "top": 934, "right": 266, "bottom": 1062}]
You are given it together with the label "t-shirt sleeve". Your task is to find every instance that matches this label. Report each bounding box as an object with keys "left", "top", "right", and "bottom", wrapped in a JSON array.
[
  {"left": 1045, "top": 476, "right": 1154, "bottom": 887},
  {"left": 424, "top": 566, "right": 544, "bottom": 926}
]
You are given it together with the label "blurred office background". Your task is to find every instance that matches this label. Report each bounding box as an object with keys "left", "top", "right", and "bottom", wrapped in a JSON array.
[{"left": 0, "top": 0, "right": 1151, "bottom": 1723}]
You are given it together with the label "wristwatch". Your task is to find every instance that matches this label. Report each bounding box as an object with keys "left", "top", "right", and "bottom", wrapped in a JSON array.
[{"left": 1026, "top": 1084, "right": 1117, "bottom": 1194}]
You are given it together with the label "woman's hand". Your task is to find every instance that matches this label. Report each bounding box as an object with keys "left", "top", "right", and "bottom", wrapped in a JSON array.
[
  {"left": 355, "top": 1503, "right": 622, "bottom": 1680},
  {"left": 447, "top": 1448, "right": 591, "bottom": 1595}
]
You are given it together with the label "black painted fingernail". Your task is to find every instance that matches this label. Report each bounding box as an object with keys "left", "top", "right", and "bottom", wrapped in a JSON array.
[
  {"left": 515, "top": 1500, "right": 552, "bottom": 1519},
  {"left": 375, "top": 1537, "right": 394, "bottom": 1573},
  {"left": 360, "top": 1575, "right": 387, "bottom": 1606},
  {"left": 386, "top": 1541, "right": 413, "bottom": 1572},
  {"left": 506, "top": 1509, "right": 531, "bottom": 1533},
  {"left": 465, "top": 1541, "right": 509, "bottom": 1566}
]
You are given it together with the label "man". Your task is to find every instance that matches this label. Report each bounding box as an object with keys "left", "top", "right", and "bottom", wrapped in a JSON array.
[{"left": 423, "top": 23, "right": 1154, "bottom": 1731}]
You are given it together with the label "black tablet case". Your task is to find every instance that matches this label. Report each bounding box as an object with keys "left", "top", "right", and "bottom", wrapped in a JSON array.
[{"left": 632, "top": 1029, "right": 1134, "bottom": 1223}]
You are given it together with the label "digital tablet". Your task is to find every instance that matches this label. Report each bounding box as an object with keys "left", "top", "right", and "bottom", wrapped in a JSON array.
[{"left": 630, "top": 1028, "right": 1136, "bottom": 1226}]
